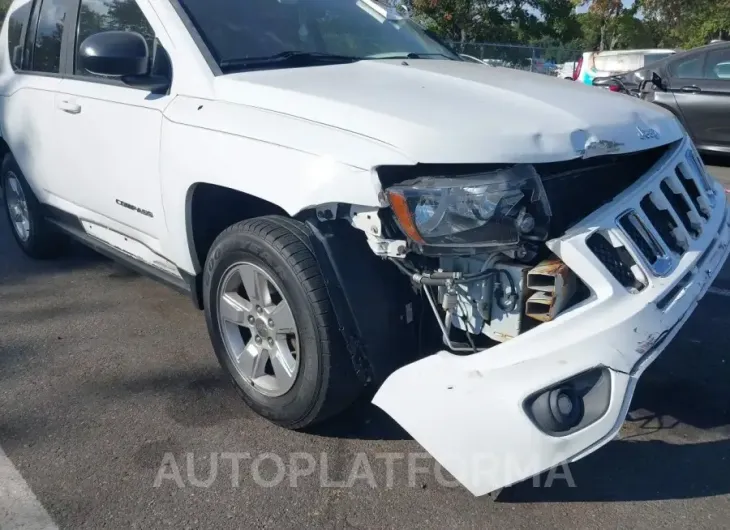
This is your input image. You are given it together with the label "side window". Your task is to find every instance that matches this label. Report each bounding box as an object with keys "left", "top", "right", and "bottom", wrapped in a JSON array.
[
  {"left": 32, "top": 0, "right": 69, "bottom": 74},
  {"left": 75, "top": 0, "right": 170, "bottom": 80},
  {"left": 670, "top": 55, "right": 703, "bottom": 79},
  {"left": 7, "top": 1, "right": 33, "bottom": 71},
  {"left": 704, "top": 48, "right": 730, "bottom": 80}
]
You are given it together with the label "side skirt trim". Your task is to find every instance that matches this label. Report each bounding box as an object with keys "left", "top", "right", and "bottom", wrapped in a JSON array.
[{"left": 44, "top": 205, "right": 191, "bottom": 296}]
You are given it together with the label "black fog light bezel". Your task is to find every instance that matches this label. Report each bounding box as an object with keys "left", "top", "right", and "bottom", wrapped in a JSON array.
[{"left": 523, "top": 367, "right": 612, "bottom": 437}]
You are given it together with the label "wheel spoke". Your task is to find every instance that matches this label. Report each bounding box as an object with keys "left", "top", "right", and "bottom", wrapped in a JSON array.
[
  {"left": 218, "top": 261, "right": 300, "bottom": 398},
  {"left": 237, "top": 341, "right": 268, "bottom": 380},
  {"left": 269, "top": 302, "right": 296, "bottom": 334},
  {"left": 219, "top": 292, "right": 252, "bottom": 326},
  {"left": 271, "top": 342, "right": 297, "bottom": 387},
  {"left": 239, "top": 266, "right": 271, "bottom": 306},
  {"left": 7, "top": 176, "right": 19, "bottom": 196}
]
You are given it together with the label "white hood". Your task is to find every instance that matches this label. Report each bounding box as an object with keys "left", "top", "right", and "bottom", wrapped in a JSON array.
[{"left": 214, "top": 59, "right": 684, "bottom": 164}]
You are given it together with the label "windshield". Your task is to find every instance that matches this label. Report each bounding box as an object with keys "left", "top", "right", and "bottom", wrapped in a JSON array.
[{"left": 176, "top": 0, "right": 460, "bottom": 72}]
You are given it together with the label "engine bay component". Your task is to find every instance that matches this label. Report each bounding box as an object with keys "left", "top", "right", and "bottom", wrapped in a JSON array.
[
  {"left": 390, "top": 253, "right": 583, "bottom": 351},
  {"left": 431, "top": 256, "right": 530, "bottom": 345},
  {"left": 525, "top": 258, "right": 578, "bottom": 322}
]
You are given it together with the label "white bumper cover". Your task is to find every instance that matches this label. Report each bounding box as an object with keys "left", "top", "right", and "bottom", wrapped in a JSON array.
[{"left": 373, "top": 139, "right": 730, "bottom": 496}]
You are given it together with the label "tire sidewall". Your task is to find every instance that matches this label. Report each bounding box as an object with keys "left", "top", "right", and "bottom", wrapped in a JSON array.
[
  {"left": 2, "top": 156, "right": 37, "bottom": 252},
  {"left": 203, "top": 231, "right": 325, "bottom": 425}
]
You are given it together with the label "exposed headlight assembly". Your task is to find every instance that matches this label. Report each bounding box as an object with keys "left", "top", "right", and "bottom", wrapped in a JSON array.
[{"left": 385, "top": 165, "right": 552, "bottom": 253}]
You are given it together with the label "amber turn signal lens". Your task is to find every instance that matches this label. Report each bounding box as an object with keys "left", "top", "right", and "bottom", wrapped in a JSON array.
[{"left": 386, "top": 190, "right": 425, "bottom": 244}]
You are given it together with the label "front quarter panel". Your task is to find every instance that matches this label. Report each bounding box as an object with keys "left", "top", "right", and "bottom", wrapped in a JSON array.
[{"left": 160, "top": 97, "right": 408, "bottom": 273}]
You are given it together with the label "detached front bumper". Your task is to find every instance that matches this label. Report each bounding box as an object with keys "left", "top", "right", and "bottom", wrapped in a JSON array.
[{"left": 373, "top": 139, "right": 730, "bottom": 496}]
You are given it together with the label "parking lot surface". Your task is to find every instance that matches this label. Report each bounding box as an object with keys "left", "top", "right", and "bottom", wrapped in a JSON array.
[{"left": 2, "top": 167, "right": 730, "bottom": 529}]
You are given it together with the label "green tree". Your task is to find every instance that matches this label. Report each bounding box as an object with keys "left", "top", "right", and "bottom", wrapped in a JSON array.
[
  {"left": 641, "top": 0, "right": 730, "bottom": 48},
  {"left": 409, "top": 0, "right": 582, "bottom": 45},
  {"left": 0, "top": 0, "right": 12, "bottom": 24},
  {"left": 573, "top": 0, "right": 643, "bottom": 51}
]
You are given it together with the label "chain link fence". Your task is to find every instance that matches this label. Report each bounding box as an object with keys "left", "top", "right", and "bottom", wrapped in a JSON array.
[{"left": 448, "top": 42, "right": 582, "bottom": 76}]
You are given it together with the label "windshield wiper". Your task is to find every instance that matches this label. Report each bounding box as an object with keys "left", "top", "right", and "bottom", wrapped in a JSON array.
[
  {"left": 369, "top": 52, "right": 457, "bottom": 60},
  {"left": 220, "top": 51, "right": 363, "bottom": 71},
  {"left": 404, "top": 52, "right": 456, "bottom": 59}
]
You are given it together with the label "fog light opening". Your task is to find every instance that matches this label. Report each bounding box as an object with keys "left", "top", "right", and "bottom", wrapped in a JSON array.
[
  {"left": 548, "top": 386, "right": 584, "bottom": 431},
  {"left": 524, "top": 367, "right": 611, "bottom": 437}
]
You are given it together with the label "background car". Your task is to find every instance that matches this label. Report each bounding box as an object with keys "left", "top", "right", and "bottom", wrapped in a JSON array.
[
  {"left": 557, "top": 61, "right": 577, "bottom": 79},
  {"left": 573, "top": 48, "right": 677, "bottom": 85},
  {"left": 610, "top": 42, "right": 730, "bottom": 156}
]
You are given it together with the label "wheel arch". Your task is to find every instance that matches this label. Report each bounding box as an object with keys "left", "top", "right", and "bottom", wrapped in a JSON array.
[
  {"left": 184, "top": 182, "right": 290, "bottom": 308},
  {"left": 183, "top": 183, "right": 419, "bottom": 386},
  {"left": 0, "top": 136, "right": 11, "bottom": 189}
]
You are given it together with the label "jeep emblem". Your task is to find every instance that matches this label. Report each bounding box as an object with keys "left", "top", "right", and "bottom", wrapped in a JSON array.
[{"left": 637, "top": 126, "right": 660, "bottom": 140}]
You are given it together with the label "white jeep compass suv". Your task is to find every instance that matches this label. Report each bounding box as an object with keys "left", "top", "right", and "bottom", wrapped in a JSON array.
[{"left": 2, "top": 0, "right": 728, "bottom": 498}]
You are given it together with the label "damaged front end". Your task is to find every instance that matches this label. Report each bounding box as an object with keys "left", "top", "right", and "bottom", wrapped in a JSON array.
[{"left": 355, "top": 138, "right": 730, "bottom": 496}]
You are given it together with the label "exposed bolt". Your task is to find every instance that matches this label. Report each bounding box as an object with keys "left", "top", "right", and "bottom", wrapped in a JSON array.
[
  {"left": 248, "top": 315, "right": 255, "bottom": 324},
  {"left": 255, "top": 336, "right": 262, "bottom": 345},
  {"left": 267, "top": 337, "right": 274, "bottom": 347},
  {"left": 256, "top": 306, "right": 263, "bottom": 315},
  {"left": 516, "top": 211, "right": 536, "bottom": 234},
  {"left": 268, "top": 319, "right": 275, "bottom": 328},
  {"left": 370, "top": 226, "right": 379, "bottom": 235},
  {"left": 397, "top": 245, "right": 407, "bottom": 255}
]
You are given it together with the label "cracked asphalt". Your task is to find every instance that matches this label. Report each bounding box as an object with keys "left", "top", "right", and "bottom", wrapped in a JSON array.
[{"left": 1, "top": 165, "right": 730, "bottom": 529}]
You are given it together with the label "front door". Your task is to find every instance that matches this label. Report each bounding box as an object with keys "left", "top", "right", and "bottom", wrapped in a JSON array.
[{"left": 50, "top": 0, "right": 174, "bottom": 252}]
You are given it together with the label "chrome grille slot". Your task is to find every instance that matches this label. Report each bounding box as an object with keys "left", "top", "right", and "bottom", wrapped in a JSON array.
[
  {"left": 618, "top": 211, "right": 674, "bottom": 276},
  {"left": 676, "top": 165, "right": 708, "bottom": 219},
  {"left": 619, "top": 212, "right": 658, "bottom": 264},
  {"left": 586, "top": 143, "right": 719, "bottom": 290},
  {"left": 659, "top": 179, "right": 699, "bottom": 238},
  {"left": 640, "top": 194, "right": 682, "bottom": 254}
]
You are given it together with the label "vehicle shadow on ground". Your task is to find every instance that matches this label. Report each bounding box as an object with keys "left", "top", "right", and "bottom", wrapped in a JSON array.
[
  {"left": 503, "top": 309, "right": 730, "bottom": 503},
  {"left": 504, "top": 437, "right": 730, "bottom": 503},
  {"left": 307, "top": 393, "right": 412, "bottom": 441}
]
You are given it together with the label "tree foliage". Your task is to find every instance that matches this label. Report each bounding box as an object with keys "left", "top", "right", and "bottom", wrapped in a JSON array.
[
  {"left": 407, "top": 0, "right": 730, "bottom": 52},
  {"left": 641, "top": 0, "right": 730, "bottom": 48},
  {"left": 0, "top": 0, "right": 727, "bottom": 61}
]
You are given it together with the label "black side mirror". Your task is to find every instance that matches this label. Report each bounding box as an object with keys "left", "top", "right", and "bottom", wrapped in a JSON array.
[
  {"left": 592, "top": 76, "right": 625, "bottom": 92},
  {"left": 11, "top": 45, "right": 22, "bottom": 69},
  {"left": 79, "top": 30, "right": 149, "bottom": 77},
  {"left": 651, "top": 71, "right": 666, "bottom": 90},
  {"left": 639, "top": 71, "right": 666, "bottom": 93},
  {"left": 79, "top": 30, "right": 170, "bottom": 93}
]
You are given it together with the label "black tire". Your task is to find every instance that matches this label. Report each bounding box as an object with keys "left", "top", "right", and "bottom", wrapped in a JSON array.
[
  {"left": 1, "top": 153, "right": 66, "bottom": 259},
  {"left": 203, "top": 215, "right": 363, "bottom": 429}
]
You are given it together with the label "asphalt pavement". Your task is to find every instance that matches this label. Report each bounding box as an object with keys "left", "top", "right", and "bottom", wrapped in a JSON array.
[{"left": 2, "top": 166, "right": 730, "bottom": 529}]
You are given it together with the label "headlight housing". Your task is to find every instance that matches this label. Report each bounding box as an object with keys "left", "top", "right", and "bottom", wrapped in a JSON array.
[{"left": 385, "top": 165, "right": 552, "bottom": 253}]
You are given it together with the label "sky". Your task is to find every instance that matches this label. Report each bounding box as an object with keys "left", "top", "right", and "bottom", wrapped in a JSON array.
[{"left": 576, "top": 0, "right": 634, "bottom": 14}]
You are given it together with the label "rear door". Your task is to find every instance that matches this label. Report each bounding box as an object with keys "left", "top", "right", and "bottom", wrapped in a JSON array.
[
  {"left": 668, "top": 45, "right": 730, "bottom": 152},
  {"left": 0, "top": 0, "right": 75, "bottom": 201}
]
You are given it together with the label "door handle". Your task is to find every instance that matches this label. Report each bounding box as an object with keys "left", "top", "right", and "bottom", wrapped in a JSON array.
[
  {"left": 57, "top": 99, "right": 82, "bottom": 114},
  {"left": 680, "top": 85, "right": 701, "bottom": 93}
]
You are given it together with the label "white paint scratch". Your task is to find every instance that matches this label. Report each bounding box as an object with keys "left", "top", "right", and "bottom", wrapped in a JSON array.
[{"left": 707, "top": 286, "right": 730, "bottom": 298}]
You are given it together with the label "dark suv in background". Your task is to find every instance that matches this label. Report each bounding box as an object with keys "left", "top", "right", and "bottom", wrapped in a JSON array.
[{"left": 612, "top": 42, "right": 730, "bottom": 156}]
